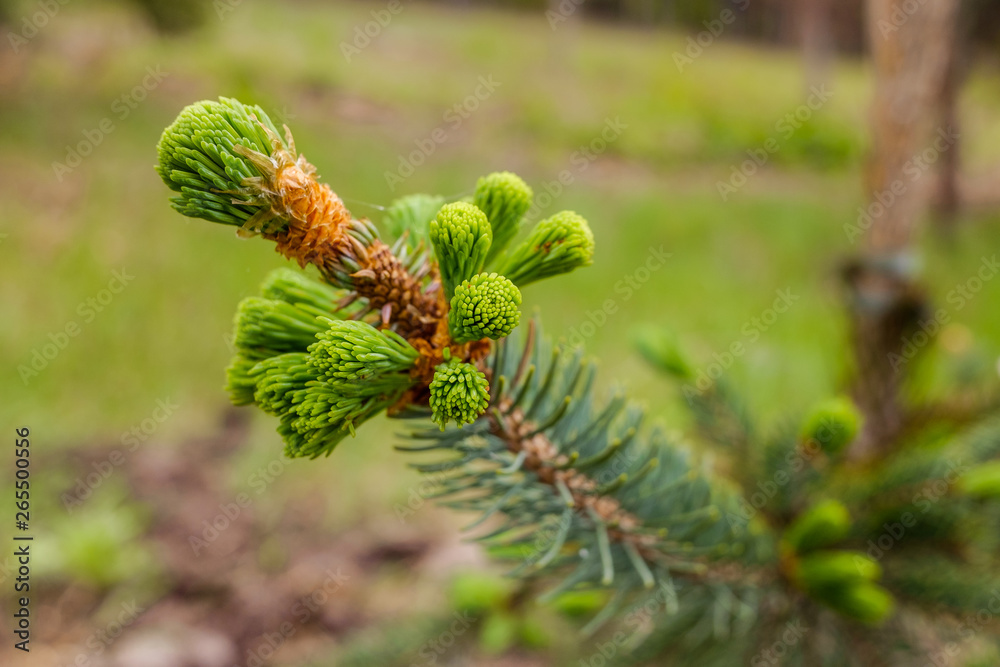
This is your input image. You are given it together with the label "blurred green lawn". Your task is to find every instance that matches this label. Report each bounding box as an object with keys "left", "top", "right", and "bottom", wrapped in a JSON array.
[{"left": 4, "top": 0, "right": 1000, "bottom": 464}]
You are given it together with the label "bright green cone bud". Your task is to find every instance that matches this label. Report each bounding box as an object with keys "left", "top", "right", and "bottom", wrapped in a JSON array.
[
  {"left": 498, "top": 211, "right": 594, "bottom": 286},
  {"left": 260, "top": 268, "right": 341, "bottom": 317},
  {"left": 225, "top": 355, "right": 259, "bottom": 406},
  {"left": 827, "top": 582, "right": 895, "bottom": 626},
  {"left": 429, "top": 359, "right": 490, "bottom": 430},
  {"left": 449, "top": 273, "right": 521, "bottom": 343},
  {"left": 473, "top": 171, "right": 533, "bottom": 267},
  {"left": 156, "top": 97, "right": 283, "bottom": 226},
  {"left": 429, "top": 202, "right": 493, "bottom": 299},
  {"left": 794, "top": 551, "right": 881, "bottom": 592},
  {"left": 384, "top": 193, "right": 445, "bottom": 244},
  {"left": 783, "top": 499, "right": 851, "bottom": 554},
  {"left": 958, "top": 460, "right": 1000, "bottom": 498},
  {"left": 800, "top": 397, "right": 861, "bottom": 456},
  {"left": 233, "top": 297, "right": 328, "bottom": 359}
]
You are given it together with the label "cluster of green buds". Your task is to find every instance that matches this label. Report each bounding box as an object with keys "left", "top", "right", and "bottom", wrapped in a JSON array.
[
  {"left": 782, "top": 499, "right": 894, "bottom": 625},
  {"left": 418, "top": 173, "right": 593, "bottom": 427},
  {"left": 156, "top": 98, "right": 595, "bottom": 454},
  {"left": 226, "top": 270, "right": 419, "bottom": 457}
]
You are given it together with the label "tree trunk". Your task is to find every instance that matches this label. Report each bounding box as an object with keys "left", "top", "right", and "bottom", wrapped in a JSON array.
[
  {"left": 795, "top": 0, "right": 834, "bottom": 94},
  {"left": 847, "top": 0, "right": 960, "bottom": 459}
]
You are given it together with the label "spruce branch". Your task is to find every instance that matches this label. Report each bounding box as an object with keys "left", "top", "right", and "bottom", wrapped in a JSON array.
[{"left": 156, "top": 97, "right": 1000, "bottom": 665}]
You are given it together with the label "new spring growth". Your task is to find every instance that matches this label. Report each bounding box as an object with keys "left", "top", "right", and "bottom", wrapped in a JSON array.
[
  {"left": 260, "top": 268, "right": 341, "bottom": 314},
  {"left": 800, "top": 397, "right": 862, "bottom": 456},
  {"left": 252, "top": 353, "right": 314, "bottom": 417},
  {"left": 473, "top": 171, "right": 533, "bottom": 267},
  {"left": 156, "top": 97, "right": 284, "bottom": 227},
  {"left": 792, "top": 551, "right": 893, "bottom": 626},
  {"left": 429, "top": 350, "right": 490, "bottom": 429},
  {"left": 449, "top": 273, "right": 522, "bottom": 343},
  {"left": 958, "top": 460, "right": 1000, "bottom": 498},
  {"left": 430, "top": 202, "right": 493, "bottom": 299},
  {"left": 498, "top": 211, "right": 595, "bottom": 286},
  {"left": 783, "top": 499, "right": 850, "bottom": 554},
  {"left": 158, "top": 99, "right": 599, "bottom": 458},
  {"left": 157, "top": 97, "right": 359, "bottom": 278},
  {"left": 234, "top": 297, "right": 331, "bottom": 356},
  {"left": 272, "top": 321, "right": 418, "bottom": 458},
  {"left": 307, "top": 319, "right": 418, "bottom": 383},
  {"left": 384, "top": 193, "right": 445, "bottom": 244}
]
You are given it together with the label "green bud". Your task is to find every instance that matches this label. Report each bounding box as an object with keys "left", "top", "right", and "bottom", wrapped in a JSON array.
[
  {"left": 958, "top": 460, "right": 1000, "bottom": 498},
  {"left": 826, "top": 581, "right": 895, "bottom": 626},
  {"left": 450, "top": 571, "right": 513, "bottom": 612},
  {"left": 251, "top": 353, "right": 316, "bottom": 416},
  {"left": 283, "top": 375, "right": 402, "bottom": 459},
  {"left": 429, "top": 359, "right": 490, "bottom": 430},
  {"left": 224, "top": 355, "right": 259, "bottom": 406},
  {"left": 800, "top": 397, "right": 861, "bottom": 456},
  {"left": 306, "top": 318, "right": 419, "bottom": 383},
  {"left": 260, "top": 268, "right": 341, "bottom": 318},
  {"left": 384, "top": 193, "right": 445, "bottom": 244},
  {"left": 479, "top": 612, "right": 519, "bottom": 656},
  {"left": 783, "top": 499, "right": 851, "bottom": 554},
  {"left": 429, "top": 202, "right": 493, "bottom": 299},
  {"left": 233, "top": 297, "right": 328, "bottom": 359},
  {"left": 794, "top": 550, "right": 881, "bottom": 592},
  {"left": 241, "top": 320, "right": 420, "bottom": 459},
  {"left": 156, "top": 97, "right": 283, "bottom": 226},
  {"left": 449, "top": 273, "right": 521, "bottom": 343},
  {"left": 497, "top": 211, "right": 594, "bottom": 286},
  {"left": 473, "top": 171, "right": 533, "bottom": 267}
]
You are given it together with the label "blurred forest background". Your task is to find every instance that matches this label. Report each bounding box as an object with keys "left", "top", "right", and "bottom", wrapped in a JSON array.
[{"left": 2, "top": 0, "right": 1000, "bottom": 665}]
